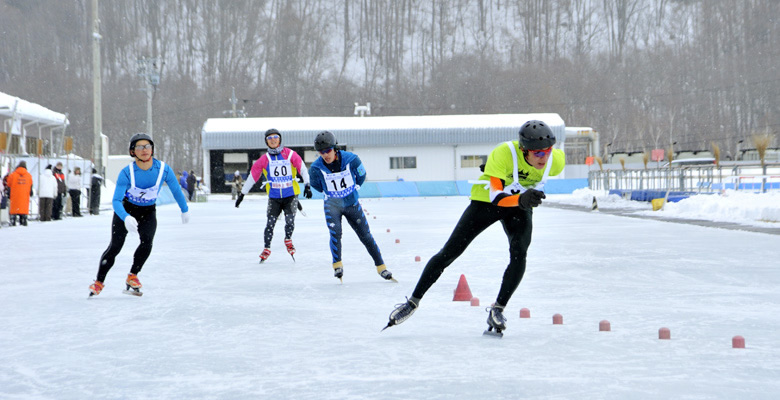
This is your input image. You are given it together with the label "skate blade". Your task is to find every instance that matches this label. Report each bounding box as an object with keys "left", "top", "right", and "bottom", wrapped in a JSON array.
[
  {"left": 289, "top": 254, "right": 296, "bottom": 262},
  {"left": 122, "top": 289, "right": 143, "bottom": 297},
  {"left": 387, "top": 277, "right": 398, "bottom": 283},
  {"left": 381, "top": 322, "right": 394, "bottom": 332},
  {"left": 483, "top": 329, "right": 503, "bottom": 338}
]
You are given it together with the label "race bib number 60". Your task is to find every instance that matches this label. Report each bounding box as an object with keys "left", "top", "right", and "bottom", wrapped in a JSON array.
[{"left": 268, "top": 159, "right": 293, "bottom": 189}]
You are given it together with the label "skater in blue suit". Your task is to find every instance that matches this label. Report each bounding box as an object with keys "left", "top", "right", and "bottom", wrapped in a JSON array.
[
  {"left": 308, "top": 131, "right": 394, "bottom": 283},
  {"left": 88, "top": 133, "right": 190, "bottom": 297}
]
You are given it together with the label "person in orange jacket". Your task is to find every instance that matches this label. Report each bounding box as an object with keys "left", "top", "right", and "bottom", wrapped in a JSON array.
[{"left": 7, "top": 161, "right": 34, "bottom": 226}]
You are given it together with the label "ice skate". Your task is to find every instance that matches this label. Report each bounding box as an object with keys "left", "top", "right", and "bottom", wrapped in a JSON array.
[
  {"left": 88, "top": 280, "right": 104, "bottom": 298},
  {"left": 333, "top": 261, "right": 344, "bottom": 283},
  {"left": 284, "top": 239, "right": 296, "bottom": 262},
  {"left": 122, "top": 273, "right": 143, "bottom": 297},
  {"left": 382, "top": 298, "right": 418, "bottom": 331},
  {"left": 483, "top": 303, "right": 507, "bottom": 338},
  {"left": 259, "top": 248, "right": 271, "bottom": 264},
  {"left": 376, "top": 264, "right": 397, "bottom": 282}
]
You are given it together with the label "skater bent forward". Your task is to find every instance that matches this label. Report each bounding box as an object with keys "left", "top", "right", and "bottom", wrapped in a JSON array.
[
  {"left": 384, "top": 120, "right": 565, "bottom": 335},
  {"left": 308, "top": 131, "right": 394, "bottom": 283}
]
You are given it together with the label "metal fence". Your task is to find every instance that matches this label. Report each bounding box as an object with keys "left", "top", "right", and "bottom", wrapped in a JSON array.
[{"left": 589, "top": 162, "right": 780, "bottom": 193}]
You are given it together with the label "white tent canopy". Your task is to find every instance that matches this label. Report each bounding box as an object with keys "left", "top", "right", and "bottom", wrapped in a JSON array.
[
  {"left": 0, "top": 91, "right": 69, "bottom": 128},
  {"left": 0, "top": 91, "right": 70, "bottom": 158}
]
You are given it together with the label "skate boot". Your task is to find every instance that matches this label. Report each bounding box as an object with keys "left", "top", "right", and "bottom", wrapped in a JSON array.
[
  {"left": 484, "top": 303, "right": 507, "bottom": 338},
  {"left": 122, "top": 273, "right": 143, "bottom": 296},
  {"left": 259, "top": 248, "right": 271, "bottom": 264},
  {"left": 88, "top": 280, "right": 105, "bottom": 298},
  {"left": 382, "top": 297, "right": 418, "bottom": 331},
  {"left": 333, "top": 261, "right": 344, "bottom": 283},
  {"left": 284, "top": 239, "right": 296, "bottom": 261},
  {"left": 376, "top": 264, "right": 397, "bottom": 282}
]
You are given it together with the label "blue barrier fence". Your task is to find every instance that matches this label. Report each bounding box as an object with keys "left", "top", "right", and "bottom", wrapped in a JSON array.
[
  {"left": 159, "top": 179, "right": 590, "bottom": 203},
  {"left": 302, "top": 178, "right": 588, "bottom": 200}
]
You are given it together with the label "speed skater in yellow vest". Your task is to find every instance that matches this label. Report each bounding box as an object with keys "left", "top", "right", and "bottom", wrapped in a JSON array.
[
  {"left": 308, "top": 131, "right": 395, "bottom": 283},
  {"left": 384, "top": 120, "right": 565, "bottom": 337},
  {"left": 235, "top": 129, "right": 312, "bottom": 263}
]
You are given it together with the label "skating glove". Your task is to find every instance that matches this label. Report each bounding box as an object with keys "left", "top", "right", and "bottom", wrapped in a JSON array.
[
  {"left": 303, "top": 184, "right": 312, "bottom": 199},
  {"left": 124, "top": 216, "right": 139, "bottom": 233},
  {"left": 518, "top": 189, "right": 545, "bottom": 210},
  {"left": 235, "top": 193, "right": 244, "bottom": 208},
  {"left": 181, "top": 211, "right": 190, "bottom": 224}
]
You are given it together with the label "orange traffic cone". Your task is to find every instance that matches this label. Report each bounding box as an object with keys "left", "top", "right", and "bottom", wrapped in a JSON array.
[{"left": 452, "top": 274, "right": 473, "bottom": 301}]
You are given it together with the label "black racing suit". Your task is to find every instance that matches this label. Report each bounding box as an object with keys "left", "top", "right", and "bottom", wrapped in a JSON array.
[
  {"left": 96, "top": 200, "right": 157, "bottom": 282},
  {"left": 411, "top": 200, "right": 533, "bottom": 307}
]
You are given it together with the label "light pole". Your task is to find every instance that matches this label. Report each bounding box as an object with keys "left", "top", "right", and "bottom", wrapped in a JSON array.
[
  {"left": 92, "top": 0, "right": 103, "bottom": 175},
  {"left": 137, "top": 57, "right": 161, "bottom": 138}
]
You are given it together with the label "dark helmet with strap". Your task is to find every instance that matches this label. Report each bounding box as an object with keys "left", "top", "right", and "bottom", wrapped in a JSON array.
[
  {"left": 129, "top": 133, "right": 154, "bottom": 158},
  {"left": 519, "top": 120, "right": 556, "bottom": 151},
  {"left": 314, "top": 131, "right": 337, "bottom": 151}
]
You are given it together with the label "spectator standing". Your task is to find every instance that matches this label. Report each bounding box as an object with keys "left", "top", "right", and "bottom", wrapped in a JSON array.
[
  {"left": 8, "top": 161, "right": 34, "bottom": 226},
  {"left": 186, "top": 170, "right": 197, "bottom": 201},
  {"left": 52, "top": 162, "right": 67, "bottom": 220},
  {"left": 38, "top": 165, "right": 58, "bottom": 221},
  {"left": 231, "top": 170, "right": 243, "bottom": 200},
  {"left": 67, "top": 167, "right": 83, "bottom": 217},
  {"left": 89, "top": 168, "right": 103, "bottom": 215}
]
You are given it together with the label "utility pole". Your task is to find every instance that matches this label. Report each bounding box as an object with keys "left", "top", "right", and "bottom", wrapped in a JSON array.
[
  {"left": 222, "top": 87, "right": 246, "bottom": 117},
  {"left": 92, "top": 0, "right": 103, "bottom": 174},
  {"left": 137, "top": 57, "right": 161, "bottom": 138},
  {"left": 230, "top": 87, "right": 237, "bottom": 117}
]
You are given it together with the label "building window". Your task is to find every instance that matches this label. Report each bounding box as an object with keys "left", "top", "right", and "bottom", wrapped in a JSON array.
[
  {"left": 460, "top": 155, "right": 487, "bottom": 168},
  {"left": 223, "top": 153, "right": 249, "bottom": 177},
  {"left": 390, "top": 156, "right": 417, "bottom": 169}
]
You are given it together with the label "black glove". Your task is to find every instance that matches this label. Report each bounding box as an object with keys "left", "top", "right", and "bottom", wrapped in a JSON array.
[
  {"left": 303, "top": 184, "right": 312, "bottom": 199},
  {"left": 235, "top": 193, "right": 244, "bottom": 208},
  {"left": 479, "top": 163, "right": 486, "bottom": 172},
  {"left": 518, "top": 189, "right": 545, "bottom": 210}
]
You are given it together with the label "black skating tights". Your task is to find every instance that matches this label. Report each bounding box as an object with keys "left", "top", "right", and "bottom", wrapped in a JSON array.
[
  {"left": 96, "top": 201, "right": 157, "bottom": 283},
  {"left": 264, "top": 196, "right": 297, "bottom": 248},
  {"left": 411, "top": 201, "right": 533, "bottom": 307}
]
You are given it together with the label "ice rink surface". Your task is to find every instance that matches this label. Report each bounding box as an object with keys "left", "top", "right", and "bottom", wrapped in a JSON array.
[{"left": 2, "top": 194, "right": 778, "bottom": 399}]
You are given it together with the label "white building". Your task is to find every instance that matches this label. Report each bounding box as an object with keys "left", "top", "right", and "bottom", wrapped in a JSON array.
[{"left": 201, "top": 113, "right": 565, "bottom": 193}]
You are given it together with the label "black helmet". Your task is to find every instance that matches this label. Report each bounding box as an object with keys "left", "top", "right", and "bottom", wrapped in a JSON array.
[
  {"left": 519, "top": 120, "right": 556, "bottom": 150},
  {"left": 314, "top": 131, "right": 337, "bottom": 151},
  {"left": 129, "top": 133, "right": 154, "bottom": 157},
  {"left": 264, "top": 128, "right": 281, "bottom": 147}
]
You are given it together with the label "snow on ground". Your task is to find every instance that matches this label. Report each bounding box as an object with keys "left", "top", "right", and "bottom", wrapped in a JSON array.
[
  {"left": 547, "top": 188, "right": 780, "bottom": 228},
  {"left": 1, "top": 194, "right": 778, "bottom": 399}
]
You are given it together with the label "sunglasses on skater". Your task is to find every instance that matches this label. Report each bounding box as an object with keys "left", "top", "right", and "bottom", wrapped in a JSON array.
[
  {"left": 319, "top": 147, "right": 334, "bottom": 155},
  {"left": 134, "top": 144, "right": 153, "bottom": 151},
  {"left": 529, "top": 147, "right": 552, "bottom": 157},
  {"left": 266, "top": 135, "right": 280, "bottom": 140}
]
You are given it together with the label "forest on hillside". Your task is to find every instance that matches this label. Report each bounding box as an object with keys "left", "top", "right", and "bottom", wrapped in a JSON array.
[{"left": 1, "top": 0, "right": 777, "bottom": 171}]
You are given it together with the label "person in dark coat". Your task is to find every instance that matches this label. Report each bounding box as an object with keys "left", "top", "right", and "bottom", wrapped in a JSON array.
[
  {"left": 89, "top": 168, "right": 103, "bottom": 215},
  {"left": 186, "top": 170, "right": 197, "bottom": 201},
  {"left": 52, "top": 162, "right": 67, "bottom": 220}
]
